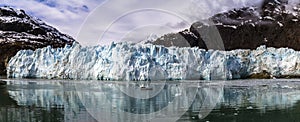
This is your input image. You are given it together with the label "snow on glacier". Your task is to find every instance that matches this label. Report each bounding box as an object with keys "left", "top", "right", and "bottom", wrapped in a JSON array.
[{"left": 7, "top": 42, "right": 300, "bottom": 81}]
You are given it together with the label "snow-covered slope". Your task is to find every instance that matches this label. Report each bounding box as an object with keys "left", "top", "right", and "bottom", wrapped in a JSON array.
[
  {"left": 6, "top": 42, "right": 300, "bottom": 81},
  {"left": 0, "top": 7, "right": 74, "bottom": 44},
  {"left": 0, "top": 6, "right": 75, "bottom": 75},
  {"left": 138, "top": 34, "right": 159, "bottom": 44},
  {"left": 153, "top": 0, "right": 300, "bottom": 50}
]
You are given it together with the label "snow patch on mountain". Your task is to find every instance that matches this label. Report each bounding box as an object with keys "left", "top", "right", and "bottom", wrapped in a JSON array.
[{"left": 138, "top": 34, "right": 159, "bottom": 44}]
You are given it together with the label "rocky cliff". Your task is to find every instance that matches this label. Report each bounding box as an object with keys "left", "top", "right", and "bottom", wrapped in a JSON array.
[
  {"left": 153, "top": 0, "right": 300, "bottom": 51},
  {"left": 0, "top": 7, "right": 75, "bottom": 75}
]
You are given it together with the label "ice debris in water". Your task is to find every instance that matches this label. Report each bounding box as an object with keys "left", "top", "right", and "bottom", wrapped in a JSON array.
[{"left": 7, "top": 42, "right": 300, "bottom": 81}]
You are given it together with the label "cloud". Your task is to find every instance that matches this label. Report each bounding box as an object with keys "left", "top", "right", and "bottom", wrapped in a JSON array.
[
  {"left": 1, "top": 0, "right": 272, "bottom": 46},
  {"left": 77, "top": 0, "right": 267, "bottom": 46},
  {"left": 185, "top": 0, "right": 264, "bottom": 20}
]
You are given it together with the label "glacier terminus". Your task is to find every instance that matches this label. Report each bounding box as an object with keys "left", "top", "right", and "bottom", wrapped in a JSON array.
[{"left": 7, "top": 42, "right": 300, "bottom": 81}]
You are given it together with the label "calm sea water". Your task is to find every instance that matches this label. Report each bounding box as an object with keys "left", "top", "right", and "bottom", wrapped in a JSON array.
[{"left": 0, "top": 79, "right": 300, "bottom": 122}]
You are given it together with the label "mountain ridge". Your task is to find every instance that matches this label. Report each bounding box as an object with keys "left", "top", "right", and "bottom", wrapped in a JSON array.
[
  {"left": 153, "top": 0, "right": 300, "bottom": 51},
  {"left": 0, "top": 6, "right": 75, "bottom": 75}
]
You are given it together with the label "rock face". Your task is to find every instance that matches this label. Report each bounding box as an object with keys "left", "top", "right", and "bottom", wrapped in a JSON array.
[
  {"left": 0, "top": 7, "right": 75, "bottom": 75},
  {"left": 153, "top": 0, "right": 300, "bottom": 51}
]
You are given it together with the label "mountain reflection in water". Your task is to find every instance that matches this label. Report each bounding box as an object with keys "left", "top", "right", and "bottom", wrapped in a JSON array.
[{"left": 1, "top": 79, "right": 300, "bottom": 122}]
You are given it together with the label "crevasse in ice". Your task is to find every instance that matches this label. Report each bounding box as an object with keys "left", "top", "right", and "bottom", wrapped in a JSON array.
[{"left": 7, "top": 42, "right": 300, "bottom": 81}]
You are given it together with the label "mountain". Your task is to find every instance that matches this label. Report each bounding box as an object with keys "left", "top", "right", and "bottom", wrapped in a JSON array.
[
  {"left": 0, "top": 6, "right": 75, "bottom": 75},
  {"left": 153, "top": 0, "right": 300, "bottom": 51},
  {"left": 138, "top": 34, "right": 159, "bottom": 44}
]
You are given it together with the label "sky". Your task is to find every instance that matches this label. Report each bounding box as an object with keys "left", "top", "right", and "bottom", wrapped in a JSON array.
[{"left": 0, "top": 0, "right": 268, "bottom": 46}]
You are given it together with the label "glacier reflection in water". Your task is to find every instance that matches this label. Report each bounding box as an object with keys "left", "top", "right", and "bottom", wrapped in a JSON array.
[{"left": 2, "top": 79, "right": 300, "bottom": 122}]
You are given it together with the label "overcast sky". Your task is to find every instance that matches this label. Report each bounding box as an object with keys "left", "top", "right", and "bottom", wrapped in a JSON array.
[{"left": 1, "top": 0, "right": 267, "bottom": 46}]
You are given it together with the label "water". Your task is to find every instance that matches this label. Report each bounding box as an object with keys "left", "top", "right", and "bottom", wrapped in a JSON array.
[{"left": 0, "top": 79, "right": 300, "bottom": 122}]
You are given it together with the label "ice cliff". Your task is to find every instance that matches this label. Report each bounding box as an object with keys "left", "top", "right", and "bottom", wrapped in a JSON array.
[{"left": 6, "top": 42, "right": 300, "bottom": 81}]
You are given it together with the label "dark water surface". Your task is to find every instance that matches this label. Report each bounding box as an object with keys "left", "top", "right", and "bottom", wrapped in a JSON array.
[{"left": 0, "top": 79, "right": 300, "bottom": 122}]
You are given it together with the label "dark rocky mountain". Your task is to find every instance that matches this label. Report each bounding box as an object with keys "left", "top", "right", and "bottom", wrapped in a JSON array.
[
  {"left": 153, "top": 0, "right": 300, "bottom": 51},
  {"left": 0, "top": 6, "right": 75, "bottom": 75}
]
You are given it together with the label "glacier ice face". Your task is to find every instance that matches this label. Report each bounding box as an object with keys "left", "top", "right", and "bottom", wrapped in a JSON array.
[
  {"left": 6, "top": 43, "right": 300, "bottom": 81},
  {"left": 7, "top": 43, "right": 226, "bottom": 80}
]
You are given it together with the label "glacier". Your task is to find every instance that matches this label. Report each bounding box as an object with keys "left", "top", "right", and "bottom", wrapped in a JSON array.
[{"left": 7, "top": 42, "right": 300, "bottom": 81}]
